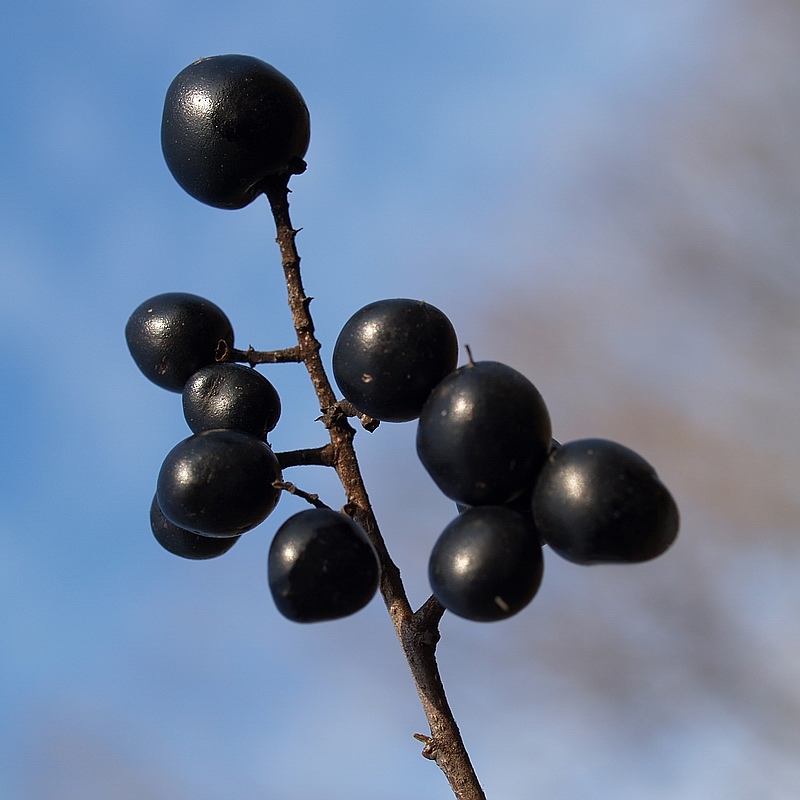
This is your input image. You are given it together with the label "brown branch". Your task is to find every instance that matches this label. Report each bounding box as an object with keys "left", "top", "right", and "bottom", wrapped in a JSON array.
[
  {"left": 261, "top": 169, "right": 486, "bottom": 800},
  {"left": 275, "top": 444, "right": 336, "bottom": 469},
  {"left": 414, "top": 593, "right": 447, "bottom": 630},
  {"left": 273, "top": 480, "right": 331, "bottom": 509},
  {"left": 216, "top": 341, "right": 302, "bottom": 365},
  {"left": 337, "top": 399, "right": 381, "bottom": 432}
]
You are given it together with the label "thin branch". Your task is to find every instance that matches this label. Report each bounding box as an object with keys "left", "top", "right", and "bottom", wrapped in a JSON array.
[
  {"left": 275, "top": 444, "right": 336, "bottom": 469},
  {"left": 216, "top": 341, "right": 303, "bottom": 365},
  {"left": 273, "top": 480, "right": 331, "bottom": 509},
  {"left": 261, "top": 169, "right": 486, "bottom": 800},
  {"left": 414, "top": 594, "right": 447, "bottom": 633},
  {"left": 337, "top": 399, "right": 381, "bottom": 432}
]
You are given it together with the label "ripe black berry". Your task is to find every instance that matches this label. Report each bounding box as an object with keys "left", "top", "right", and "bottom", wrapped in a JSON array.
[
  {"left": 332, "top": 298, "right": 458, "bottom": 422},
  {"left": 161, "top": 54, "right": 311, "bottom": 209},
  {"left": 268, "top": 509, "right": 380, "bottom": 622},
  {"left": 429, "top": 506, "right": 544, "bottom": 622},
  {"left": 125, "top": 292, "right": 234, "bottom": 393},
  {"left": 416, "top": 360, "right": 552, "bottom": 505},
  {"left": 157, "top": 429, "right": 282, "bottom": 536},
  {"left": 182, "top": 363, "right": 281, "bottom": 438},
  {"left": 532, "top": 438, "right": 680, "bottom": 564},
  {"left": 150, "top": 495, "right": 240, "bottom": 559},
  {"left": 457, "top": 487, "right": 545, "bottom": 545}
]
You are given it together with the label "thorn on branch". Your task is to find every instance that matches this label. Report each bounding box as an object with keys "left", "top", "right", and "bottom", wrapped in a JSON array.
[
  {"left": 341, "top": 501, "right": 360, "bottom": 518},
  {"left": 319, "top": 401, "right": 352, "bottom": 429},
  {"left": 413, "top": 733, "right": 437, "bottom": 760}
]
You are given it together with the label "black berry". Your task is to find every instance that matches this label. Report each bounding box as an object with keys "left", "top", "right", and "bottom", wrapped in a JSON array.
[
  {"left": 150, "top": 495, "right": 240, "bottom": 559},
  {"left": 182, "top": 363, "right": 281, "bottom": 438},
  {"left": 157, "top": 429, "right": 282, "bottom": 536},
  {"left": 416, "top": 360, "right": 552, "bottom": 505},
  {"left": 268, "top": 509, "right": 380, "bottom": 622},
  {"left": 532, "top": 438, "right": 679, "bottom": 564},
  {"left": 161, "top": 54, "right": 311, "bottom": 209},
  {"left": 332, "top": 298, "right": 458, "bottom": 422},
  {"left": 125, "top": 292, "right": 234, "bottom": 393},
  {"left": 429, "top": 506, "right": 544, "bottom": 621}
]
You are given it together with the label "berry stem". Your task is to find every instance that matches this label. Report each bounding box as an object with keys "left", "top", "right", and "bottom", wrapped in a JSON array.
[
  {"left": 275, "top": 444, "right": 336, "bottom": 469},
  {"left": 262, "top": 174, "right": 486, "bottom": 800},
  {"left": 272, "top": 480, "right": 330, "bottom": 509},
  {"left": 216, "top": 341, "right": 303, "bottom": 365}
]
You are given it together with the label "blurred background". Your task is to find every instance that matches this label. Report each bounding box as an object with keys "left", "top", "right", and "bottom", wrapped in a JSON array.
[{"left": 1, "top": 1, "right": 798, "bottom": 798}]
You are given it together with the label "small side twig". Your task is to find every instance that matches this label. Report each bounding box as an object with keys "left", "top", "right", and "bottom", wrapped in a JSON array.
[
  {"left": 276, "top": 444, "right": 336, "bottom": 469},
  {"left": 273, "top": 480, "right": 331, "bottom": 509},
  {"left": 414, "top": 594, "right": 447, "bottom": 635},
  {"left": 216, "top": 341, "right": 303, "bottom": 365},
  {"left": 337, "top": 400, "right": 380, "bottom": 432}
]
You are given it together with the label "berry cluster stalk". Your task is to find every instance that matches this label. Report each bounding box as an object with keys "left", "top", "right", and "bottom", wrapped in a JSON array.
[{"left": 261, "top": 171, "right": 486, "bottom": 800}]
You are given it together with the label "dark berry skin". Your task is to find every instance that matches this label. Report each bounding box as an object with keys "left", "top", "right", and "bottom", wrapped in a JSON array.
[
  {"left": 457, "top": 487, "right": 545, "bottom": 545},
  {"left": 157, "top": 429, "right": 282, "bottom": 537},
  {"left": 332, "top": 298, "right": 458, "bottom": 422},
  {"left": 125, "top": 293, "right": 234, "bottom": 393},
  {"left": 416, "top": 361, "right": 552, "bottom": 506},
  {"left": 150, "top": 495, "right": 240, "bottom": 560},
  {"left": 268, "top": 509, "right": 380, "bottom": 623},
  {"left": 455, "top": 439, "right": 560, "bottom": 544},
  {"left": 161, "top": 54, "right": 310, "bottom": 209},
  {"left": 182, "top": 363, "right": 281, "bottom": 438},
  {"left": 532, "top": 438, "right": 679, "bottom": 565},
  {"left": 429, "top": 506, "right": 544, "bottom": 622}
]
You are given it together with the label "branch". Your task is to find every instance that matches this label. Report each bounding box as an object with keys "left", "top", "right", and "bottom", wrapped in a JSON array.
[
  {"left": 336, "top": 399, "right": 381, "bottom": 432},
  {"left": 275, "top": 444, "right": 335, "bottom": 469},
  {"left": 273, "top": 480, "right": 331, "bottom": 509},
  {"left": 261, "top": 169, "right": 486, "bottom": 800},
  {"left": 216, "top": 341, "right": 302, "bottom": 365}
]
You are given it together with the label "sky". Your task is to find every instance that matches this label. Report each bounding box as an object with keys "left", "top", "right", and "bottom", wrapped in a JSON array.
[{"left": 1, "top": 1, "right": 799, "bottom": 798}]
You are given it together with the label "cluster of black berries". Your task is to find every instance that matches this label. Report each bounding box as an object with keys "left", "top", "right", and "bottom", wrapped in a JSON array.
[
  {"left": 125, "top": 291, "right": 381, "bottom": 622},
  {"left": 332, "top": 300, "right": 679, "bottom": 622},
  {"left": 126, "top": 54, "right": 679, "bottom": 628}
]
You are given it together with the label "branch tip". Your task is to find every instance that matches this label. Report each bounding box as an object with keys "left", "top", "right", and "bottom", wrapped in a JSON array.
[{"left": 273, "top": 480, "right": 330, "bottom": 509}]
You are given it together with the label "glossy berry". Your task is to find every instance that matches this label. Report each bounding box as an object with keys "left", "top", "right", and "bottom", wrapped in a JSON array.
[
  {"left": 268, "top": 509, "right": 380, "bottom": 623},
  {"left": 161, "top": 54, "right": 311, "bottom": 209},
  {"left": 457, "top": 487, "right": 545, "bottom": 545},
  {"left": 183, "top": 363, "right": 281, "bottom": 438},
  {"left": 332, "top": 298, "right": 458, "bottom": 422},
  {"left": 157, "top": 429, "right": 282, "bottom": 537},
  {"left": 429, "top": 506, "right": 544, "bottom": 622},
  {"left": 125, "top": 292, "right": 234, "bottom": 393},
  {"left": 532, "top": 438, "right": 680, "bottom": 564},
  {"left": 416, "top": 360, "right": 552, "bottom": 506},
  {"left": 456, "top": 439, "right": 560, "bottom": 544},
  {"left": 150, "top": 495, "right": 240, "bottom": 560}
]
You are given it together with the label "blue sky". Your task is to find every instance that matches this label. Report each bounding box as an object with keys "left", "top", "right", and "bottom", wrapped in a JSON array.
[{"left": 2, "top": 1, "right": 799, "bottom": 798}]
